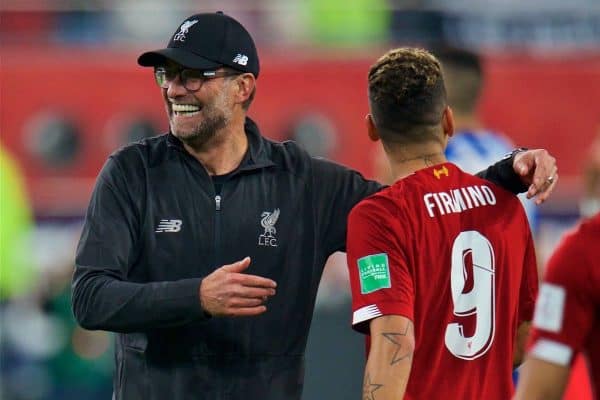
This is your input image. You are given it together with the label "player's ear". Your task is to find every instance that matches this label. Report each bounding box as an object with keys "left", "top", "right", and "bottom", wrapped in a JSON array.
[
  {"left": 442, "top": 106, "right": 455, "bottom": 138},
  {"left": 234, "top": 73, "right": 255, "bottom": 107},
  {"left": 366, "top": 114, "right": 380, "bottom": 142}
]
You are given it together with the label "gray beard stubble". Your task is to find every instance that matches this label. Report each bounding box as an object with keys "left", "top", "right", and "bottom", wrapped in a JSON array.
[
  {"left": 181, "top": 114, "right": 227, "bottom": 151},
  {"left": 173, "top": 106, "right": 229, "bottom": 152},
  {"left": 171, "top": 83, "right": 233, "bottom": 151}
]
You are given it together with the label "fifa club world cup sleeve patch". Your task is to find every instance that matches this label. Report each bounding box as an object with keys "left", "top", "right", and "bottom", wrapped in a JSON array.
[
  {"left": 357, "top": 253, "right": 391, "bottom": 294},
  {"left": 533, "top": 283, "right": 566, "bottom": 333}
]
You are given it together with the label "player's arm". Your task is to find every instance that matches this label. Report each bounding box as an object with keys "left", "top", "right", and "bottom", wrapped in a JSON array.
[
  {"left": 513, "top": 357, "right": 569, "bottom": 400},
  {"left": 514, "top": 227, "right": 539, "bottom": 367},
  {"left": 513, "top": 321, "right": 531, "bottom": 367},
  {"left": 363, "top": 315, "right": 415, "bottom": 400},
  {"left": 516, "top": 223, "right": 594, "bottom": 400},
  {"left": 476, "top": 148, "right": 557, "bottom": 203}
]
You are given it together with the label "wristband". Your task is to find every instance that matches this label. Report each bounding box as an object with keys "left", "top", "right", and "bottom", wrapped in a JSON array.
[{"left": 503, "top": 147, "right": 528, "bottom": 160}]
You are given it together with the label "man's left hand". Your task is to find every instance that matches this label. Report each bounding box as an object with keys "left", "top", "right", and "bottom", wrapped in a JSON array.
[{"left": 513, "top": 149, "right": 558, "bottom": 205}]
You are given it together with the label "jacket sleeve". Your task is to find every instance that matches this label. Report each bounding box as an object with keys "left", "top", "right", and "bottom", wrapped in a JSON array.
[
  {"left": 311, "top": 158, "right": 383, "bottom": 255},
  {"left": 72, "top": 156, "right": 208, "bottom": 333},
  {"left": 475, "top": 152, "right": 529, "bottom": 194}
]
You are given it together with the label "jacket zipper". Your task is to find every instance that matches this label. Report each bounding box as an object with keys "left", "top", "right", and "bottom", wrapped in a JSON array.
[{"left": 214, "top": 195, "right": 222, "bottom": 268}]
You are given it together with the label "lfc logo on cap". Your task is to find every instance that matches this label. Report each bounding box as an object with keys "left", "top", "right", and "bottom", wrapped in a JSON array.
[{"left": 174, "top": 20, "right": 198, "bottom": 42}]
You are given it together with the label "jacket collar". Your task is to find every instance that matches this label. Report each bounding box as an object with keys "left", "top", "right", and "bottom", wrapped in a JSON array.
[
  {"left": 240, "top": 117, "right": 275, "bottom": 171},
  {"left": 166, "top": 116, "right": 275, "bottom": 172}
]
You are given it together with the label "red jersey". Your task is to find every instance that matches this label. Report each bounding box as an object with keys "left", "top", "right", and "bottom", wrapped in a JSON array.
[
  {"left": 347, "top": 162, "right": 538, "bottom": 400},
  {"left": 528, "top": 213, "right": 600, "bottom": 396}
]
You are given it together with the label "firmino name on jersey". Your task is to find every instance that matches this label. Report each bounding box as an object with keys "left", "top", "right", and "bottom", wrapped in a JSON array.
[{"left": 423, "top": 185, "right": 496, "bottom": 218}]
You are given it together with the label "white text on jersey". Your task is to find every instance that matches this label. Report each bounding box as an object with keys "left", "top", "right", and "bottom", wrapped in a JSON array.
[{"left": 423, "top": 185, "right": 496, "bottom": 218}]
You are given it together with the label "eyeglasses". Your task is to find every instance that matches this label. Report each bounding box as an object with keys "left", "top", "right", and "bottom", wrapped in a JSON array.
[{"left": 153, "top": 67, "right": 241, "bottom": 91}]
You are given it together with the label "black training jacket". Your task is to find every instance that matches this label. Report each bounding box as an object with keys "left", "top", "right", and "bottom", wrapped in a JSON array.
[{"left": 72, "top": 117, "right": 525, "bottom": 400}]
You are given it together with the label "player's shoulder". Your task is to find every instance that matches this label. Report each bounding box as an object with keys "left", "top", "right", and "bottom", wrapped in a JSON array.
[
  {"left": 545, "top": 215, "right": 600, "bottom": 283},
  {"left": 556, "top": 214, "right": 600, "bottom": 256},
  {"left": 579, "top": 213, "right": 600, "bottom": 236},
  {"left": 412, "top": 161, "right": 501, "bottom": 192},
  {"left": 350, "top": 185, "right": 401, "bottom": 222},
  {"left": 454, "top": 162, "right": 521, "bottom": 202}
]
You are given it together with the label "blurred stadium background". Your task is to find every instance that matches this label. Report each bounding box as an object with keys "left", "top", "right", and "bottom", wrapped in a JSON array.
[{"left": 1, "top": 1, "right": 599, "bottom": 399}]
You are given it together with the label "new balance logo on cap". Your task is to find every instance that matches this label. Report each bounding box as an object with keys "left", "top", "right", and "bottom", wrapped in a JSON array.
[
  {"left": 233, "top": 54, "right": 249, "bottom": 66},
  {"left": 155, "top": 219, "right": 182, "bottom": 233}
]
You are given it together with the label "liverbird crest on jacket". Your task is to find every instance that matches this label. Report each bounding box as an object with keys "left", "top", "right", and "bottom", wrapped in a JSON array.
[{"left": 261, "top": 209, "right": 280, "bottom": 237}]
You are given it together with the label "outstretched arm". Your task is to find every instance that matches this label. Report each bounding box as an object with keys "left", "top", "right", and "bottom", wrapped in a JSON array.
[
  {"left": 513, "top": 357, "right": 570, "bottom": 400},
  {"left": 513, "top": 321, "right": 531, "bottom": 367},
  {"left": 363, "top": 315, "right": 415, "bottom": 400},
  {"left": 513, "top": 149, "right": 558, "bottom": 204},
  {"left": 477, "top": 148, "right": 558, "bottom": 204}
]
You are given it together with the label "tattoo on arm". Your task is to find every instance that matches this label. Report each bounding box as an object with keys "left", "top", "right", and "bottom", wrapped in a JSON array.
[
  {"left": 382, "top": 321, "right": 413, "bottom": 365},
  {"left": 363, "top": 373, "right": 384, "bottom": 400}
]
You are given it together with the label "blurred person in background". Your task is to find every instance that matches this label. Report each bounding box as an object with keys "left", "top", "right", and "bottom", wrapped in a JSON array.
[
  {"left": 0, "top": 143, "right": 36, "bottom": 300},
  {"left": 438, "top": 47, "right": 539, "bottom": 234},
  {"left": 580, "top": 130, "right": 600, "bottom": 217},
  {"left": 514, "top": 211, "right": 600, "bottom": 399},
  {"left": 71, "top": 11, "right": 559, "bottom": 400},
  {"left": 347, "top": 47, "right": 538, "bottom": 400},
  {"left": 0, "top": 143, "right": 113, "bottom": 400},
  {"left": 0, "top": 143, "right": 38, "bottom": 399}
]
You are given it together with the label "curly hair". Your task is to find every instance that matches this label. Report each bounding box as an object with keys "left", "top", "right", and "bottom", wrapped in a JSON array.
[{"left": 368, "top": 47, "right": 447, "bottom": 143}]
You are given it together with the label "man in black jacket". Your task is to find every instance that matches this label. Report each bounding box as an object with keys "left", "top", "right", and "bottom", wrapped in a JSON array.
[{"left": 72, "top": 11, "right": 558, "bottom": 400}]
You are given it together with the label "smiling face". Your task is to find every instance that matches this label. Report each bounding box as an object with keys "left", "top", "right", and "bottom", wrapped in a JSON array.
[{"left": 161, "top": 61, "right": 237, "bottom": 149}]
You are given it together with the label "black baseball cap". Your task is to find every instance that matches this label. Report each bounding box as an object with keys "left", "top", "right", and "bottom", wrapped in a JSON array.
[{"left": 138, "top": 11, "right": 260, "bottom": 77}]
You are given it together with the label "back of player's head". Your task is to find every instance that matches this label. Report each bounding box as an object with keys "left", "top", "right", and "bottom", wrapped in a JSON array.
[
  {"left": 368, "top": 47, "right": 447, "bottom": 144},
  {"left": 435, "top": 47, "right": 482, "bottom": 115}
]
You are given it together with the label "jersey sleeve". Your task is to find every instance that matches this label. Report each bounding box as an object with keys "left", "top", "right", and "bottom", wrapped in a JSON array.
[
  {"left": 528, "top": 229, "right": 594, "bottom": 366},
  {"left": 518, "top": 229, "right": 539, "bottom": 324},
  {"left": 346, "top": 198, "right": 414, "bottom": 334}
]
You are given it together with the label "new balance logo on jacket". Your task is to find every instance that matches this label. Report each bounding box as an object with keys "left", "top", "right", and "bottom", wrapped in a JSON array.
[{"left": 155, "top": 219, "right": 182, "bottom": 233}]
